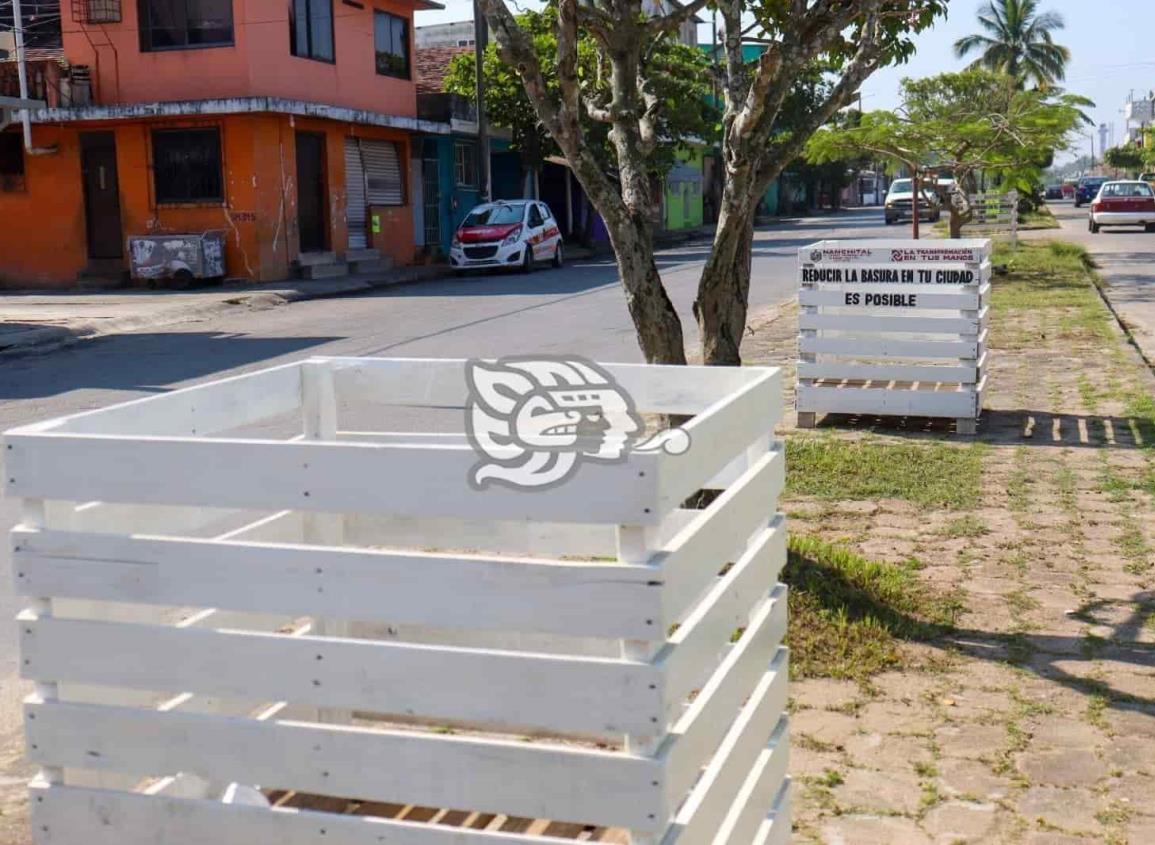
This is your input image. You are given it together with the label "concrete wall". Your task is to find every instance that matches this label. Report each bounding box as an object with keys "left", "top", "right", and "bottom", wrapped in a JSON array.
[
  {"left": 0, "top": 115, "right": 413, "bottom": 288},
  {"left": 62, "top": 0, "right": 420, "bottom": 118}
]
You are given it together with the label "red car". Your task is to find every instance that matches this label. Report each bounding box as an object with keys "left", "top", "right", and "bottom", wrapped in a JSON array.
[{"left": 1089, "top": 181, "right": 1155, "bottom": 233}]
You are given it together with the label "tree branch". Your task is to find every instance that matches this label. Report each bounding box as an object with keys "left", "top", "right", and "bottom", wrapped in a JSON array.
[{"left": 643, "top": 0, "right": 709, "bottom": 37}]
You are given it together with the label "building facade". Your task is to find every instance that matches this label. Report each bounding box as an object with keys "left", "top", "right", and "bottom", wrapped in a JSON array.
[{"left": 0, "top": 0, "right": 444, "bottom": 288}]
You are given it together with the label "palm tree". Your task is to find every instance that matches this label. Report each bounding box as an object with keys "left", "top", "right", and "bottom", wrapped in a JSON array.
[{"left": 954, "top": 0, "right": 1071, "bottom": 89}]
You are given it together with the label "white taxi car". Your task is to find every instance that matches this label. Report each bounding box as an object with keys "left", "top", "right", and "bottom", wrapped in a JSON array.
[{"left": 449, "top": 200, "right": 564, "bottom": 273}]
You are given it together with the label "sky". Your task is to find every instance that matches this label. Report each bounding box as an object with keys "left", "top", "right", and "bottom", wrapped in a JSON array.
[{"left": 415, "top": 0, "right": 1155, "bottom": 164}]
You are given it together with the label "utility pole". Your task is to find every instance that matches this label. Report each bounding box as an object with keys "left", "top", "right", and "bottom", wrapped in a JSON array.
[{"left": 473, "top": 0, "right": 491, "bottom": 201}]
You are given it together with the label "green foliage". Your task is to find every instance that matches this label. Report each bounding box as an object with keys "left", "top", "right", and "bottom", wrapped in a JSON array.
[
  {"left": 807, "top": 69, "right": 1089, "bottom": 233},
  {"left": 785, "top": 535, "right": 960, "bottom": 680},
  {"left": 1104, "top": 145, "right": 1146, "bottom": 176},
  {"left": 786, "top": 436, "right": 986, "bottom": 510},
  {"left": 443, "top": 9, "right": 717, "bottom": 177},
  {"left": 953, "top": 0, "right": 1071, "bottom": 89}
]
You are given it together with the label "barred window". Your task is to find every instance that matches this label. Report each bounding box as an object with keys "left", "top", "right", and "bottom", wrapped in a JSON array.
[{"left": 152, "top": 128, "right": 223, "bottom": 204}]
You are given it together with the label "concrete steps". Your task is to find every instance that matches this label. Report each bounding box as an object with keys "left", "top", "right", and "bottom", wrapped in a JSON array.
[{"left": 295, "top": 251, "right": 348, "bottom": 280}]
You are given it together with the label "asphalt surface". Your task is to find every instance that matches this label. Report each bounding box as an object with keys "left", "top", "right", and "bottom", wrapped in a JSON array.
[
  {"left": 0, "top": 208, "right": 888, "bottom": 753},
  {"left": 1042, "top": 198, "right": 1155, "bottom": 366}
]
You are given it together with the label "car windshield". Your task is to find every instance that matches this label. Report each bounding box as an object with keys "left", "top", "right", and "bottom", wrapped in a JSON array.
[
  {"left": 1081, "top": 179, "right": 1107, "bottom": 187},
  {"left": 889, "top": 179, "right": 912, "bottom": 193},
  {"left": 1101, "top": 183, "right": 1154, "bottom": 198},
  {"left": 463, "top": 204, "right": 526, "bottom": 226}
]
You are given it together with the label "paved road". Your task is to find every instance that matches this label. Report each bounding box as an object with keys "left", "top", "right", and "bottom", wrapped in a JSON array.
[
  {"left": 0, "top": 207, "right": 887, "bottom": 761},
  {"left": 1043, "top": 199, "right": 1155, "bottom": 364}
]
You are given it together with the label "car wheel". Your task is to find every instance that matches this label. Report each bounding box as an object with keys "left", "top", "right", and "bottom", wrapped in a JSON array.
[
  {"left": 521, "top": 248, "right": 533, "bottom": 273},
  {"left": 1090, "top": 220, "right": 1100, "bottom": 234},
  {"left": 932, "top": 211, "right": 941, "bottom": 222},
  {"left": 552, "top": 242, "right": 564, "bottom": 268},
  {"left": 1074, "top": 201, "right": 1082, "bottom": 208},
  {"left": 884, "top": 217, "right": 895, "bottom": 226},
  {"left": 1146, "top": 224, "right": 1155, "bottom": 234}
]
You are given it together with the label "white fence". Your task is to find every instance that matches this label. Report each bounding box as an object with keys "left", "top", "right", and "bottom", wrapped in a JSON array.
[
  {"left": 958, "top": 191, "right": 1018, "bottom": 246},
  {"left": 5, "top": 356, "right": 789, "bottom": 845},
  {"left": 796, "top": 239, "right": 992, "bottom": 434}
]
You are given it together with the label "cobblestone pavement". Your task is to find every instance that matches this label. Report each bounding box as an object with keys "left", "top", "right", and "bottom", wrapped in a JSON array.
[{"left": 743, "top": 250, "right": 1155, "bottom": 843}]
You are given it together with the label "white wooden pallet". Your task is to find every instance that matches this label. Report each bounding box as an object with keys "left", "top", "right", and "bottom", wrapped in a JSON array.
[
  {"left": 796, "top": 239, "right": 992, "bottom": 434},
  {"left": 6, "top": 356, "right": 789, "bottom": 845}
]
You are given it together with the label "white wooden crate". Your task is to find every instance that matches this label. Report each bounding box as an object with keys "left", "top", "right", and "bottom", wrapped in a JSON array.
[
  {"left": 796, "top": 239, "right": 992, "bottom": 433},
  {"left": 5, "top": 356, "right": 789, "bottom": 845}
]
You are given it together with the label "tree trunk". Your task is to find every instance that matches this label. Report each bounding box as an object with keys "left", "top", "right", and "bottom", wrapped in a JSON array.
[
  {"left": 606, "top": 216, "right": 687, "bottom": 365},
  {"left": 694, "top": 188, "right": 756, "bottom": 366}
]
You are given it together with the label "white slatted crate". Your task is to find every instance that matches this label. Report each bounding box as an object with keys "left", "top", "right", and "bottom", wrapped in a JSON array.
[
  {"left": 796, "top": 238, "right": 993, "bottom": 434},
  {"left": 4, "top": 356, "right": 789, "bottom": 845}
]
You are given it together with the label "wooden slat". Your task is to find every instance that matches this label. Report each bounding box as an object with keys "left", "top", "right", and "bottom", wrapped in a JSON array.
[
  {"left": 10, "top": 362, "right": 302, "bottom": 436},
  {"left": 796, "top": 382, "right": 980, "bottom": 418},
  {"left": 322, "top": 357, "right": 764, "bottom": 415},
  {"left": 28, "top": 782, "right": 599, "bottom": 845},
  {"left": 713, "top": 737, "right": 790, "bottom": 844},
  {"left": 749, "top": 781, "right": 792, "bottom": 845},
  {"left": 661, "top": 595, "right": 788, "bottom": 806},
  {"left": 666, "top": 696, "right": 787, "bottom": 843},
  {"left": 799, "top": 334, "right": 981, "bottom": 359},
  {"left": 660, "top": 453, "right": 784, "bottom": 626},
  {"left": 20, "top": 615, "right": 663, "bottom": 736},
  {"left": 798, "top": 313, "right": 981, "bottom": 334},
  {"left": 797, "top": 360, "right": 981, "bottom": 385},
  {"left": 799, "top": 240, "right": 992, "bottom": 263},
  {"left": 655, "top": 368, "right": 780, "bottom": 517},
  {"left": 799, "top": 286, "right": 985, "bottom": 309},
  {"left": 658, "top": 522, "right": 786, "bottom": 714},
  {"left": 24, "top": 699, "right": 665, "bottom": 831},
  {"left": 13, "top": 527, "right": 662, "bottom": 640},
  {"left": 4, "top": 434, "right": 664, "bottom": 525}
]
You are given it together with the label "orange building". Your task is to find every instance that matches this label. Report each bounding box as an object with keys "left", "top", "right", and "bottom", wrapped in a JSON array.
[{"left": 0, "top": 0, "right": 445, "bottom": 288}]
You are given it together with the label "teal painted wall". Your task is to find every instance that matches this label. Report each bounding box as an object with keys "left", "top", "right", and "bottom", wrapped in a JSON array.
[{"left": 664, "top": 148, "right": 704, "bottom": 231}]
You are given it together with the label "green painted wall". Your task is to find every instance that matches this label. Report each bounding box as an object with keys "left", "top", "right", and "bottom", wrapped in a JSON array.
[{"left": 664, "top": 148, "right": 705, "bottom": 231}]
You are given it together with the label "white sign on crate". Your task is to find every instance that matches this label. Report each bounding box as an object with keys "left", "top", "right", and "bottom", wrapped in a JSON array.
[{"left": 796, "top": 239, "right": 993, "bottom": 434}]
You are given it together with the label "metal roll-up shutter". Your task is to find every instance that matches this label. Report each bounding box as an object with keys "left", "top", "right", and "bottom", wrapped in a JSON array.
[
  {"left": 361, "top": 140, "right": 403, "bottom": 206},
  {"left": 345, "top": 138, "right": 368, "bottom": 249}
]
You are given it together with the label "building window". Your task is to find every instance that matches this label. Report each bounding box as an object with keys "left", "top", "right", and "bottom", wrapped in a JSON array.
[
  {"left": 454, "top": 141, "right": 477, "bottom": 187},
  {"left": 289, "top": 0, "right": 333, "bottom": 62},
  {"left": 152, "top": 128, "right": 224, "bottom": 203},
  {"left": 0, "top": 133, "right": 25, "bottom": 192},
  {"left": 373, "top": 10, "right": 409, "bottom": 79},
  {"left": 138, "top": 0, "right": 233, "bottom": 51}
]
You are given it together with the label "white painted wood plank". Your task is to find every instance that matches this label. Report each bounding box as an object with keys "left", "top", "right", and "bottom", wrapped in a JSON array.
[
  {"left": 21, "top": 616, "right": 664, "bottom": 736},
  {"left": 799, "top": 335, "right": 980, "bottom": 359},
  {"left": 665, "top": 698, "right": 786, "bottom": 844},
  {"left": 712, "top": 731, "right": 789, "bottom": 845},
  {"left": 656, "top": 369, "right": 781, "bottom": 513},
  {"left": 796, "top": 361, "right": 980, "bottom": 384},
  {"left": 796, "top": 383, "right": 979, "bottom": 418},
  {"left": 9, "top": 362, "right": 302, "bottom": 437},
  {"left": 798, "top": 313, "right": 981, "bottom": 334},
  {"left": 29, "top": 782, "right": 601, "bottom": 845},
  {"left": 4, "top": 434, "right": 664, "bottom": 525},
  {"left": 25, "top": 698, "right": 665, "bottom": 831},
  {"left": 800, "top": 240, "right": 992, "bottom": 263},
  {"left": 13, "top": 528, "right": 663, "bottom": 639},
  {"left": 322, "top": 357, "right": 762, "bottom": 415},
  {"left": 799, "top": 287, "right": 984, "bottom": 309},
  {"left": 660, "top": 454, "right": 784, "bottom": 626},
  {"left": 661, "top": 597, "right": 788, "bottom": 806},
  {"left": 657, "top": 523, "right": 786, "bottom": 715},
  {"left": 749, "top": 781, "right": 792, "bottom": 845}
]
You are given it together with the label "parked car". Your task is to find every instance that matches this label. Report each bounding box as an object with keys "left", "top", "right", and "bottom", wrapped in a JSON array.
[
  {"left": 1074, "top": 176, "right": 1109, "bottom": 208},
  {"left": 1088, "top": 180, "right": 1155, "bottom": 233},
  {"left": 449, "top": 200, "right": 563, "bottom": 273},
  {"left": 1141, "top": 172, "right": 1155, "bottom": 189},
  {"left": 883, "top": 178, "right": 942, "bottom": 225},
  {"left": 1044, "top": 184, "right": 1064, "bottom": 200}
]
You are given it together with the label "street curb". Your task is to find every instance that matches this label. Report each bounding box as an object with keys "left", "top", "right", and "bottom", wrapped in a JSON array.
[{"left": 0, "top": 266, "right": 450, "bottom": 359}]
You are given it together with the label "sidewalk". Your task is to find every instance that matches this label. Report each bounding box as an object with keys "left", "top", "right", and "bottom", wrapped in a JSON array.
[
  {"left": 0, "top": 265, "right": 447, "bottom": 357},
  {"left": 741, "top": 238, "right": 1155, "bottom": 844}
]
